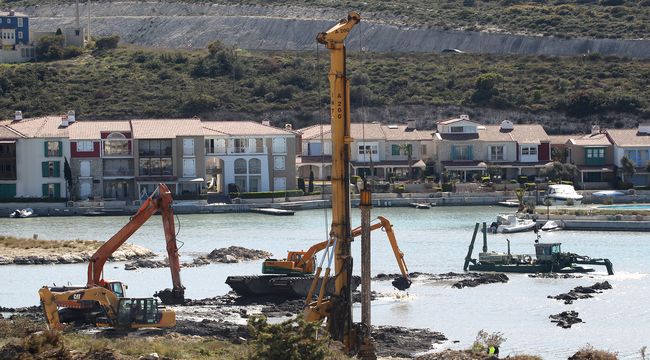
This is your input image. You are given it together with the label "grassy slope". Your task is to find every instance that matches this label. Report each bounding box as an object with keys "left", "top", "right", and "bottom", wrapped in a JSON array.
[
  {"left": 1, "top": 46, "right": 648, "bottom": 129},
  {"left": 1, "top": 0, "right": 648, "bottom": 39}
]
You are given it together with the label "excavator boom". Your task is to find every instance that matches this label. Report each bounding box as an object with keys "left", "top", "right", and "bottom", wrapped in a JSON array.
[{"left": 86, "top": 183, "right": 185, "bottom": 304}]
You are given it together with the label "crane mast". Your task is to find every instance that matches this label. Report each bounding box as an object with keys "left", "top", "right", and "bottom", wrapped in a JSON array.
[{"left": 316, "top": 11, "right": 361, "bottom": 351}]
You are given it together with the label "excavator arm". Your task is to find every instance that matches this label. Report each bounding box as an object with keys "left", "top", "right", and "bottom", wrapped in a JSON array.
[{"left": 86, "top": 183, "right": 185, "bottom": 304}]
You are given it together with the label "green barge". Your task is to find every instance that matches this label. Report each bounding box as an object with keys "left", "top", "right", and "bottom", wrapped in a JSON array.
[{"left": 464, "top": 223, "right": 614, "bottom": 275}]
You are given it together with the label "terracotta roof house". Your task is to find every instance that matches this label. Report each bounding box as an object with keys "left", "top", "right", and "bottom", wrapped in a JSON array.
[
  {"left": 607, "top": 124, "right": 650, "bottom": 186},
  {"left": 432, "top": 115, "right": 550, "bottom": 182}
]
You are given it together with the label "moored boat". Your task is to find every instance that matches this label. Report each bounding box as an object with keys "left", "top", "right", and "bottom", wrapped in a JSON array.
[
  {"left": 489, "top": 214, "right": 536, "bottom": 233},
  {"left": 9, "top": 208, "right": 34, "bottom": 218},
  {"left": 545, "top": 184, "right": 583, "bottom": 205}
]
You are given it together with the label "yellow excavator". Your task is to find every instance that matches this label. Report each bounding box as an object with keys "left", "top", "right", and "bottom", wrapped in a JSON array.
[
  {"left": 262, "top": 216, "right": 411, "bottom": 290},
  {"left": 39, "top": 183, "right": 181, "bottom": 330}
]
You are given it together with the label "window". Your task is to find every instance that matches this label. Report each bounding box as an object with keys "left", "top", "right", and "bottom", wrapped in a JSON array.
[
  {"left": 254, "top": 138, "right": 264, "bottom": 153},
  {"left": 489, "top": 146, "right": 504, "bottom": 161},
  {"left": 7, "top": 19, "right": 10, "bottom": 24},
  {"left": 76, "top": 141, "right": 93, "bottom": 152},
  {"left": 17, "top": 18, "right": 23, "bottom": 27},
  {"left": 450, "top": 126, "right": 464, "bottom": 133},
  {"left": 234, "top": 158, "right": 247, "bottom": 174},
  {"left": 233, "top": 139, "right": 246, "bottom": 153},
  {"left": 104, "top": 159, "right": 133, "bottom": 177},
  {"left": 45, "top": 141, "right": 62, "bottom": 157},
  {"left": 274, "top": 156, "right": 285, "bottom": 170},
  {"left": 138, "top": 158, "right": 172, "bottom": 176},
  {"left": 103, "top": 133, "right": 130, "bottom": 156},
  {"left": 358, "top": 144, "right": 377, "bottom": 156},
  {"left": 183, "top": 138, "right": 194, "bottom": 156},
  {"left": 249, "top": 158, "right": 262, "bottom": 174},
  {"left": 521, "top": 146, "right": 537, "bottom": 156},
  {"left": 42, "top": 161, "right": 60, "bottom": 177},
  {"left": 205, "top": 138, "right": 226, "bottom": 154},
  {"left": 391, "top": 144, "right": 400, "bottom": 156},
  {"left": 182, "top": 158, "right": 196, "bottom": 177},
  {"left": 586, "top": 148, "right": 604, "bottom": 158},
  {"left": 138, "top": 139, "right": 171, "bottom": 156},
  {"left": 451, "top": 145, "right": 473, "bottom": 161},
  {"left": 421, "top": 144, "right": 427, "bottom": 155},
  {"left": 272, "top": 137, "right": 286, "bottom": 153},
  {"left": 42, "top": 183, "right": 61, "bottom": 198}
]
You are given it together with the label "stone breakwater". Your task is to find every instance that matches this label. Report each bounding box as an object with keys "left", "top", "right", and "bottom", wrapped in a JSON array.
[{"left": 0, "top": 244, "right": 154, "bottom": 265}]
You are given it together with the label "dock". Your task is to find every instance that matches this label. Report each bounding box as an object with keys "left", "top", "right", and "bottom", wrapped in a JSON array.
[{"left": 250, "top": 208, "right": 295, "bottom": 216}]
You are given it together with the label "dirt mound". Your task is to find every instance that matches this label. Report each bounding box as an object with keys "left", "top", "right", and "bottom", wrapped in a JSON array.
[
  {"left": 549, "top": 281, "right": 612, "bottom": 304},
  {"left": 205, "top": 246, "right": 272, "bottom": 263},
  {"left": 372, "top": 325, "right": 447, "bottom": 358},
  {"left": 417, "top": 349, "right": 491, "bottom": 359},
  {"left": 173, "top": 319, "right": 248, "bottom": 341},
  {"left": 568, "top": 346, "right": 618, "bottom": 360},
  {"left": 0, "top": 330, "right": 69, "bottom": 360},
  {"left": 550, "top": 310, "right": 583, "bottom": 329}
]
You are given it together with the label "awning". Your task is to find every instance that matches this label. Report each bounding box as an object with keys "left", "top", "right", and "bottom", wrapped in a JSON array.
[
  {"left": 413, "top": 160, "right": 427, "bottom": 169},
  {"left": 0, "top": 140, "right": 16, "bottom": 144}
]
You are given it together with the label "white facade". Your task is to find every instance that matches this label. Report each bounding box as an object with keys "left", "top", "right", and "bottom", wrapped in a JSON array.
[{"left": 15, "top": 138, "right": 70, "bottom": 198}]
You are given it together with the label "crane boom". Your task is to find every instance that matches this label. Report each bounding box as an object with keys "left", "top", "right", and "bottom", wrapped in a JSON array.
[{"left": 314, "top": 11, "right": 360, "bottom": 351}]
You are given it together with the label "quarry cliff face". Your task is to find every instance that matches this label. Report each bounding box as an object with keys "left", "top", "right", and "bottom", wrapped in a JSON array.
[{"left": 20, "top": 2, "right": 650, "bottom": 58}]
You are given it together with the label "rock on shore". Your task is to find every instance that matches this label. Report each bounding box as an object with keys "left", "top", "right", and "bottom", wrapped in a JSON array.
[
  {"left": 124, "top": 246, "right": 272, "bottom": 270},
  {"left": 374, "top": 272, "right": 509, "bottom": 288},
  {"left": 550, "top": 311, "right": 583, "bottom": 329},
  {"left": 548, "top": 281, "right": 612, "bottom": 304}
]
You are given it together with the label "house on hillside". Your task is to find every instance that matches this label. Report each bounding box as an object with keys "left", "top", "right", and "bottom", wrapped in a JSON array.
[
  {"left": 606, "top": 124, "right": 650, "bottom": 186},
  {"left": 0, "top": 10, "right": 34, "bottom": 62},
  {"left": 433, "top": 115, "right": 551, "bottom": 182},
  {"left": 297, "top": 121, "right": 434, "bottom": 181},
  {"left": 202, "top": 121, "right": 296, "bottom": 195}
]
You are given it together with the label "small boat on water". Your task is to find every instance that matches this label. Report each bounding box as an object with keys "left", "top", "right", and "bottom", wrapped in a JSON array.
[
  {"left": 545, "top": 184, "right": 583, "bottom": 205},
  {"left": 592, "top": 190, "right": 625, "bottom": 198},
  {"left": 409, "top": 202, "right": 431, "bottom": 209},
  {"left": 497, "top": 199, "right": 520, "bottom": 207},
  {"left": 250, "top": 208, "right": 295, "bottom": 216},
  {"left": 488, "top": 214, "right": 536, "bottom": 233},
  {"left": 541, "top": 220, "right": 562, "bottom": 232},
  {"left": 9, "top": 208, "right": 34, "bottom": 218}
]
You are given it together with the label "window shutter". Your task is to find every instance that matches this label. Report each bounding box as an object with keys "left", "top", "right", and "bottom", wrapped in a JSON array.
[
  {"left": 468, "top": 145, "right": 474, "bottom": 160},
  {"left": 54, "top": 183, "right": 61, "bottom": 198},
  {"left": 58, "top": 141, "right": 62, "bottom": 156},
  {"left": 53, "top": 161, "right": 60, "bottom": 177},
  {"left": 451, "top": 146, "right": 456, "bottom": 160},
  {"left": 44, "top": 142, "right": 48, "bottom": 156},
  {"left": 42, "top": 184, "right": 48, "bottom": 197},
  {"left": 42, "top": 162, "right": 49, "bottom": 177}
]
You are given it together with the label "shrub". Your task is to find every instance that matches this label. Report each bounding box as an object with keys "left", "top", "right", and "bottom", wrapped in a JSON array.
[
  {"left": 94, "top": 35, "right": 120, "bottom": 50},
  {"left": 35, "top": 34, "right": 66, "bottom": 61},
  {"left": 248, "top": 316, "right": 330, "bottom": 360}
]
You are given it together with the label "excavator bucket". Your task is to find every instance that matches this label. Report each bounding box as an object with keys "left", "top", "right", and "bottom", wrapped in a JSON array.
[
  {"left": 391, "top": 276, "right": 412, "bottom": 291},
  {"left": 154, "top": 288, "right": 185, "bottom": 305}
]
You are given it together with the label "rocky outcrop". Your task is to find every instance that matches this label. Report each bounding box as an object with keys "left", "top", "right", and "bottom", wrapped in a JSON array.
[
  {"left": 0, "top": 244, "right": 154, "bottom": 265},
  {"left": 548, "top": 281, "right": 612, "bottom": 304},
  {"left": 550, "top": 310, "right": 583, "bottom": 329},
  {"left": 20, "top": 3, "right": 650, "bottom": 58}
]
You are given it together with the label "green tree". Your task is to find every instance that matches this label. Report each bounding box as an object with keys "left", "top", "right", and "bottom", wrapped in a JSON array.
[
  {"left": 471, "top": 72, "right": 503, "bottom": 104},
  {"left": 35, "top": 34, "right": 65, "bottom": 61},
  {"left": 63, "top": 157, "right": 73, "bottom": 201},
  {"left": 399, "top": 143, "right": 414, "bottom": 180},
  {"left": 308, "top": 168, "right": 315, "bottom": 193},
  {"left": 539, "top": 161, "right": 578, "bottom": 183},
  {"left": 620, "top": 155, "right": 636, "bottom": 182}
]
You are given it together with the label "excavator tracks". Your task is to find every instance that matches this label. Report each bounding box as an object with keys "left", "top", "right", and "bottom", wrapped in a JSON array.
[{"left": 226, "top": 275, "right": 361, "bottom": 298}]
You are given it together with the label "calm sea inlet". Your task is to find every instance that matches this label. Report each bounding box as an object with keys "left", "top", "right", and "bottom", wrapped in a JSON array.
[{"left": 1, "top": 206, "right": 648, "bottom": 359}]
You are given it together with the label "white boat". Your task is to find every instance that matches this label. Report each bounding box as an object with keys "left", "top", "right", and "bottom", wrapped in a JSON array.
[
  {"left": 541, "top": 220, "right": 561, "bottom": 232},
  {"left": 409, "top": 202, "right": 431, "bottom": 209},
  {"left": 497, "top": 199, "right": 520, "bottom": 207},
  {"left": 489, "top": 214, "right": 537, "bottom": 234},
  {"left": 544, "top": 184, "right": 583, "bottom": 205},
  {"left": 9, "top": 208, "right": 34, "bottom": 218},
  {"left": 592, "top": 190, "right": 625, "bottom": 198}
]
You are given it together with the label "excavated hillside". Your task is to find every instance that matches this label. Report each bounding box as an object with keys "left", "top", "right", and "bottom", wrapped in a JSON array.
[{"left": 18, "top": 2, "right": 650, "bottom": 58}]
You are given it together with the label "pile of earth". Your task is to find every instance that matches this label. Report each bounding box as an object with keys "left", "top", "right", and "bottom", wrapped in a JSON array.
[
  {"left": 548, "top": 281, "right": 612, "bottom": 304},
  {"left": 124, "top": 246, "right": 272, "bottom": 270},
  {"left": 550, "top": 310, "right": 583, "bottom": 329},
  {"left": 374, "top": 272, "right": 509, "bottom": 288},
  {"left": 373, "top": 326, "right": 447, "bottom": 358}
]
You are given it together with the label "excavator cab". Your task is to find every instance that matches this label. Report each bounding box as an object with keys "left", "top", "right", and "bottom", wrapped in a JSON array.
[
  {"left": 106, "top": 281, "right": 127, "bottom": 298},
  {"left": 116, "top": 298, "right": 175, "bottom": 328}
]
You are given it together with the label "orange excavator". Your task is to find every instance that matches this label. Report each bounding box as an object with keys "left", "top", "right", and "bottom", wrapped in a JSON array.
[
  {"left": 39, "top": 183, "right": 184, "bottom": 329},
  {"left": 262, "top": 216, "right": 410, "bottom": 289}
]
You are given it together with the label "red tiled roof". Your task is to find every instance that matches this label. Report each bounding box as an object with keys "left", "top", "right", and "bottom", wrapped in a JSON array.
[
  {"left": 202, "top": 121, "right": 293, "bottom": 136},
  {"left": 606, "top": 129, "right": 650, "bottom": 147}
]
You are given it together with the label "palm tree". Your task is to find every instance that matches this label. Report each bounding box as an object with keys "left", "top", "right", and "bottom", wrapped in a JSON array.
[{"left": 399, "top": 143, "right": 413, "bottom": 180}]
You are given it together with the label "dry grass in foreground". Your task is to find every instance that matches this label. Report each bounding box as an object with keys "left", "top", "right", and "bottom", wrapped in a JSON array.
[{"left": 0, "top": 235, "right": 104, "bottom": 252}]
